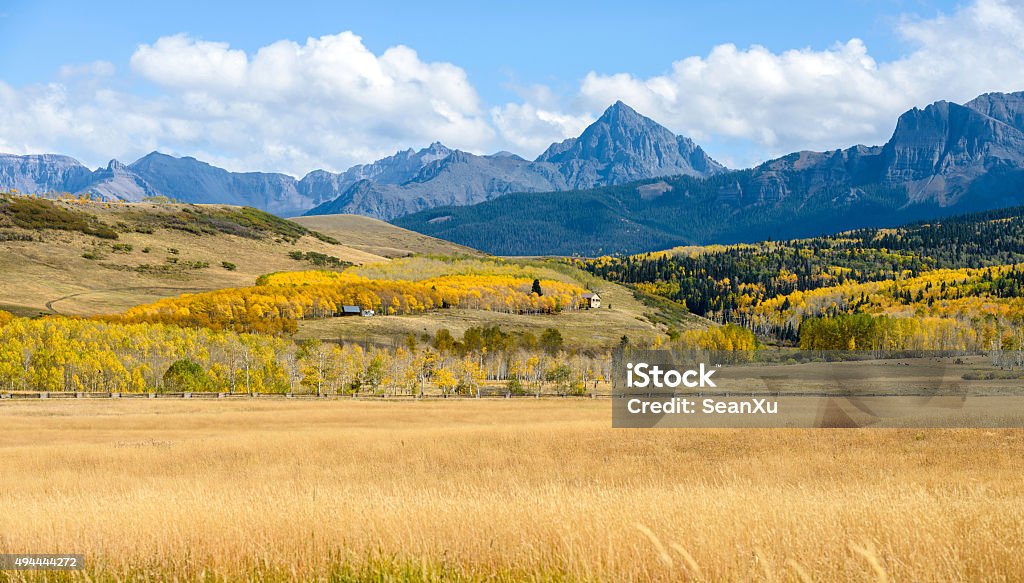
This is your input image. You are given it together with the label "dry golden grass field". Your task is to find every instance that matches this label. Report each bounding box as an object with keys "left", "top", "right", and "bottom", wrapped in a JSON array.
[{"left": 1, "top": 400, "right": 1023, "bottom": 582}]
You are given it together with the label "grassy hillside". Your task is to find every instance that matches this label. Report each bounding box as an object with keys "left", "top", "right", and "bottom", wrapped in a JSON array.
[
  {"left": 0, "top": 195, "right": 698, "bottom": 348},
  {"left": 0, "top": 195, "right": 388, "bottom": 316},
  {"left": 316, "top": 256, "right": 709, "bottom": 348},
  {"left": 291, "top": 213, "right": 484, "bottom": 258},
  {"left": 95, "top": 253, "right": 705, "bottom": 348}
]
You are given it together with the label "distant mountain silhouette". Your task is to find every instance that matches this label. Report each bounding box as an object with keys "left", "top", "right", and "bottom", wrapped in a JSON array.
[{"left": 395, "top": 92, "right": 1024, "bottom": 255}]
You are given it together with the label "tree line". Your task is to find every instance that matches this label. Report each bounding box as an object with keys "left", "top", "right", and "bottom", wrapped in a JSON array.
[
  {"left": 0, "top": 315, "right": 610, "bottom": 396},
  {"left": 575, "top": 208, "right": 1024, "bottom": 348},
  {"left": 0, "top": 311, "right": 767, "bottom": 395}
]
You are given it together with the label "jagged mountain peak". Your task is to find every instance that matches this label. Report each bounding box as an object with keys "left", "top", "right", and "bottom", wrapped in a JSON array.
[
  {"left": 597, "top": 100, "right": 645, "bottom": 122},
  {"left": 881, "top": 94, "right": 1024, "bottom": 203},
  {"left": 419, "top": 142, "right": 452, "bottom": 160},
  {"left": 964, "top": 91, "right": 1024, "bottom": 132},
  {"left": 578, "top": 101, "right": 675, "bottom": 144},
  {"left": 534, "top": 100, "right": 725, "bottom": 188},
  {"left": 301, "top": 100, "right": 725, "bottom": 220},
  {"left": 132, "top": 150, "right": 174, "bottom": 163},
  {"left": 0, "top": 152, "right": 93, "bottom": 195}
]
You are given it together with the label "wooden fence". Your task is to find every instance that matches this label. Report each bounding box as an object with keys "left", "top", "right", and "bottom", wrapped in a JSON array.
[{"left": 0, "top": 390, "right": 614, "bottom": 400}]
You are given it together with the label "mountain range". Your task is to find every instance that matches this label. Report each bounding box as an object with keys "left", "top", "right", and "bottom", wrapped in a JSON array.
[
  {"left": 4, "top": 92, "right": 1024, "bottom": 255},
  {"left": 0, "top": 101, "right": 725, "bottom": 218},
  {"left": 395, "top": 91, "right": 1024, "bottom": 255},
  {"left": 0, "top": 143, "right": 458, "bottom": 217}
]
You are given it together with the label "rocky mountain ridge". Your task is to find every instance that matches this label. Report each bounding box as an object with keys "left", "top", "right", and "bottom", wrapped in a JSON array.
[{"left": 0, "top": 102, "right": 726, "bottom": 219}]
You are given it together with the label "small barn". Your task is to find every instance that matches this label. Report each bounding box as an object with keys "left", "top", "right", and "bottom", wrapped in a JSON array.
[
  {"left": 581, "top": 292, "right": 601, "bottom": 309},
  {"left": 340, "top": 305, "right": 361, "bottom": 317}
]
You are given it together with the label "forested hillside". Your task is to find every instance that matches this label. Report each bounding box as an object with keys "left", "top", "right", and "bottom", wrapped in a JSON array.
[
  {"left": 576, "top": 206, "right": 1024, "bottom": 349},
  {"left": 394, "top": 172, "right": 957, "bottom": 255}
]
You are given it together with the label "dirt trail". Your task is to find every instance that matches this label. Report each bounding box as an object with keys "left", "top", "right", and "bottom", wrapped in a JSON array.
[{"left": 44, "top": 286, "right": 213, "bottom": 315}]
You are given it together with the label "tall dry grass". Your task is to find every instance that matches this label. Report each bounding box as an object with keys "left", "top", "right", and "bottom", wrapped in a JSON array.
[{"left": 0, "top": 400, "right": 1022, "bottom": 581}]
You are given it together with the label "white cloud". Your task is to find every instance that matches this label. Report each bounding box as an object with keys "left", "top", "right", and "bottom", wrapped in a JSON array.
[
  {"left": 514, "top": 0, "right": 1024, "bottom": 167},
  {"left": 131, "top": 35, "right": 248, "bottom": 91},
  {"left": 490, "top": 103, "right": 592, "bottom": 156},
  {"left": 57, "top": 61, "right": 115, "bottom": 79},
  {"left": 0, "top": 32, "right": 494, "bottom": 175}
]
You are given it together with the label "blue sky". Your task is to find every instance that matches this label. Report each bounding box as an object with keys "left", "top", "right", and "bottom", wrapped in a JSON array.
[
  {"left": 0, "top": 0, "right": 1020, "bottom": 175},
  {"left": 1, "top": 0, "right": 958, "bottom": 103}
]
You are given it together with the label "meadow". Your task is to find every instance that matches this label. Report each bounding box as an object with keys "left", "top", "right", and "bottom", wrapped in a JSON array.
[{"left": 1, "top": 400, "right": 1022, "bottom": 582}]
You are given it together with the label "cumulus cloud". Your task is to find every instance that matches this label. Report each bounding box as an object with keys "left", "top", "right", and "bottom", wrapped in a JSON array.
[
  {"left": 131, "top": 35, "right": 248, "bottom": 91},
  {"left": 553, "top": 0, "right": 1024, "bottom": 166},
  {"left": 0, "top": 32, "right": 494, "bottom": 175},
  {"left": 490, "top": 103, "right": 592, "bottom": 155}
]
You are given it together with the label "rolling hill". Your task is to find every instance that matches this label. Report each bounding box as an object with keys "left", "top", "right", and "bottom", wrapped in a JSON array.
[
  {"left": 0, "top": 195, "right": 395, "bottom": 317},
  {"left": 0, "top": 194, "right": 696, "bottom": 348}
]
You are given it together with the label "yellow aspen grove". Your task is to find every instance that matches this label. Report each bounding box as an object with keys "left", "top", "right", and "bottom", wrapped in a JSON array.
[{"left": 105, "top": 270, "right": 586, "bottom": 334}]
